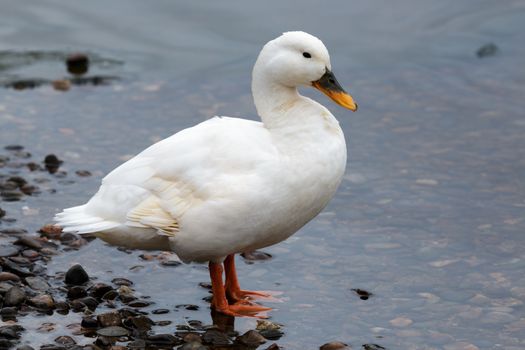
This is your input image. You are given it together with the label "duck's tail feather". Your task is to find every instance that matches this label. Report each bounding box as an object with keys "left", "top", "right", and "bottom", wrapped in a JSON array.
[{"left": 54, "top": 205, "right": 120, "bottom": 234}]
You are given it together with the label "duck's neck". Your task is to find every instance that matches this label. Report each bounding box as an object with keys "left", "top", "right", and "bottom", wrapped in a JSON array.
[{"left": 252, "top": 69, "right": 302, "bottom": 129}]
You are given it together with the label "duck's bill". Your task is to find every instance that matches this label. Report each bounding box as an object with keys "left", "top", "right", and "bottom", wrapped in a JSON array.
[{"left": 312, "top": 69, "right": 358, "bottom": 111}]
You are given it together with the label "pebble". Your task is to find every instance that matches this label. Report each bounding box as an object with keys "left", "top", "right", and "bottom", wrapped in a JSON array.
[
  {"left": 14, "top": 236, "right": 43, "bottom": 251},
  {"left": 75, "top": 170, "right": 92, "bottom": 177},
  {"left": 236, "top": 330, "right": 266, "bottom": 347},
  {"left": 52, "top": 80, "right": 71, "bottom": 92},
  {"left": 202, "top": 329, "right": 230, "bottom": 346},
  {"left": 81, "top": 316, "right": 99, "bottom": 329},
  {"left": 112, "top": 277, "right": 133, "bottom": 286},
  {"left": 0, "top": 228, "right": 27, "bottom": 235},
  {"left": 178, "top": 342, "right": 209, "bottom": 350},
  {"left": 146, "top": 334, "right": 182, "bottom": 347},
  {"left": 0, "top": 246, "right": 21, "bottom": 258},
  {"left": 64, "top": 264, "right": 89, "bottom": 285},
  {"left": 44, "top": 154, "right": 62, "bottom": 174},
  {"left": 389, "top": 316, "right": 413, "bottom": 327},
  {"left": 152, "top": 308, "right": 170, "bottom": 314},
  {"left": 38, "top": 225, "right": 63, "bottom": 240},
  {"left": 25, "top": 277, "right": 49, "bottom": 292},
  {"left": 363, "top": 345, "right": 385, "bottom": 350},
  {"left": 54, "top": 335, "right": 76, "bottom": 346},
  {"left": 97, "top": 311, "right": 122, "bottom": 327},
  {"left": 241, "top": 251, "right": 272, "bottom": 261},
  {"left": 4, "top": 286, "right": 26, "bottom": 306},
  {"left": 89, "top": 282, "right": 114, "bottom": 299},
  {"left": 319, "top": 342, "right": 350, "bottom": 350},
  {"left": 0, "top": 207, "right": 5, "bottom": 218},
  {"left": 67, "top": 286, "right": 87, "bottom": 300},
  {"left": 96, "top": 326, "right": 129, "bottom": 337},
  {"left": 28, "top": 294, "right": 55, "bottom": 310},
  {"left": 66, "top": 53, "right": 90, "bottom": 76},
  {"left": 0, "top": 272, "right": 21, "bottom": 282},
  {"left": 351, "top": 288, "right": 373, "bottom": 300},
  {"left": 476, "top": 43, "right": 498, "bottom": 58},
  {"left": 16, "top": 345, "right": 34, "bottom": 350}
]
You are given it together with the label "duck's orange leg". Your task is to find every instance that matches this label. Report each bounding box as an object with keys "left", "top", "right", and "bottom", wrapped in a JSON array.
[
  {"left": 224, "top": 254, "right": 276, "bottom": 302},
  {"left": 209, "top": 261, "right": 270, "bottom": 317}
]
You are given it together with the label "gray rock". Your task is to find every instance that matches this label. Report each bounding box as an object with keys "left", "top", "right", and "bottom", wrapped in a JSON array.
[
  {"left": 28, "top": 294, "right": 55, "bottom": 310},
  {"left": 4, "top": 286, "right": 26, "bottom": 306},
  {"left": 25, "top": 276, "right": 50, "bottom": 291}
]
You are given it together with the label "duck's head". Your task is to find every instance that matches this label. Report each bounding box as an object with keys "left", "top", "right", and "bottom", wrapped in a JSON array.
[{"left": 255, "top": 31, "right": 357, "bottom": 112}]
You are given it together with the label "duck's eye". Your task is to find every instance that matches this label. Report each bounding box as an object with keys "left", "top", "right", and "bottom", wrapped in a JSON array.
[{"left": 302, "top": 52, "right": 312, "bottom": 59}]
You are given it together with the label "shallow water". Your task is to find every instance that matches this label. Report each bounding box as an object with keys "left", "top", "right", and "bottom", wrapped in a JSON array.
[{"left": 1, "top": 1, "right": 525, "bottom": 349}]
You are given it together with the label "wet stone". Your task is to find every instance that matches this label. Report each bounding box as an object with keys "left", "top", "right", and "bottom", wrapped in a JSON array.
[
  {"left": 259, "top": 329, "right": 284, "bottom": 340},
  {"left": 182, "top": 333, "right": 202, "bottom": 343},
  {"left": 0, "top": 207, "right": 5, "bottom": 218},
  {"left": 28, "top": 294, "right": 55, "bottom": 310},
  {"left": 97, "top": 311, "right": 122, "bottom": 327},
  {"left": 38, "top": 225, "right": 62, "bottom": 240},
  {"left": 67, "top": 286, "right": 87, "bottom": 300},
  {"left": 0, "top": 324, "right": 24, "bottom": 339},
  {"left": 75, "top": 296, "right": 99, "bottom": 311},
  {"left": 146, "top": 334, "right": 182, "bottom": 347},
  {"left": 0, "top": 272, "right": 21, "bottom": 283},
  {"left": 20, "top": 184, "right": 39, "bottom": 195},
  {"left": 22, "top": 249, "right": 40, "bottom": 260},
  {"left": 476, "top": 43, "right": 498, "bottom": 58},
  {"left": 1, "top": 190, "right": 23, "bottom": 201},
  {"left": 320, "top": 342, "right": 350, "bottom": 350},
  {"left": 75, "top": 170, "right": 92, "bottom": 177},
  {"left": 40, "top": 344, "right": 67, "bottom": 350},
  {"left": 44, "top": 154, "right": 62, "bottom": 174},
  {"left": 15, "top": 236, "right": 43, "bottom": 251},
  {"left": 8, "top": 176, "right": 27, "bottom": 188},
  {"left": 241, "top": 250, "right": 272, "bottom": 261},
  {"left": 176, "top": 304, "right": 199, "bottom": 311},
  {"left": 202, "top": 329, "right": 230, "bottom": 346},
  {"left": 178, "top": 342, "right": 209, "bottom": 350},
  {"left": 54, "top": 335, "right": 76, "bottom": 346},
  {"left": 55, "top": 301, "right": 70, "bottom": 315},
  {"left": 4, "top": 286, "right": 26, "bottom": 306},
  {"left": 96, "top": 326, "right": 129, "bottom": 337},
  {"left": 127, "top": 299, "right": 151, "bottom": 308},
  {"left": 0, "top": 245, "right": 21, "bottom": 258},
  {"left": 236, "top": 330, "right": 266, "bottom": 347},
  {"left": 152, "top": 308, "right": 170, "bottom": 314},
  {"left": 363, "top": 345, "right": 385, "bottom": 350},
  {"left": 352, "top": 288, "right": 373, "bottom": 300},
  {"left": 81, "top": 316, "right": 99, "bottom": 329},
  {"left": 125, "top": 315, "right": 154, "bottom": 332},
  {"left": 0, "top": 258, "right": 33, "bottom": 276},
  {"left": 0, "top": 307, "right": 17, "bottom": 316},
  {"left": 111, "top": 277, "right": 133, "bottom": 286},
  {"left": 89, "top": 282, "right": 114, "bottom": 299},
  {"left": 66, "top": 53, "right": 90, "bottom": 76},
  {"left": 17, "top": 345, "right": 35, "bottom": 350},
  {"left": 5, "top": 145, "right": 24, "bottom": 151},
  {"left": 0, "top": 228, "right": 28, "bottom": 235},
  {"left": 126, "top": 339, "right": 146, "bottom": 349},
  {"left": 25, "top": 276, "right": 50, "bottom": 291},
  {"left": 64, "top": 264, "right": 89, "bottom": 285},
  {"left": 265, "top": 344, "right": 281, "bottom": 350}
]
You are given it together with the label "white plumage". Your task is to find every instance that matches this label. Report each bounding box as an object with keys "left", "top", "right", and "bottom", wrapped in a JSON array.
[{"left": 55, "top": 31, "right": 357, "bottom": 316}]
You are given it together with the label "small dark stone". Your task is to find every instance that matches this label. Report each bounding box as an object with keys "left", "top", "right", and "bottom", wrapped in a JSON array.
[
  {"left": 241, "top": 251, "right": 273, "bottom": 261},
  {"left": 4, "top": 145, "right": 24, "bottom": 151},
  {"left": 152, "top": 308, "right": 170, "bottom": 314},
  {"left": 265, "top": 344, "right": 281, "bottom": 350},
  {"left": 27, "top": 162, "right": 43, "bottom": 171},
  {"left": 0, "top": 228, "right": 27, "bottom": 235},
  {"left": 7, "top": 176, "right": 26, "bottom": 188},
  {"left": 15, "top": 235, "right": 43, "bottom": 251},
  {"left": 124, "top": 315, "right": 154, "bottom": 332},
  {"left": 127, "top": 299, "right": 151, "bottom": 308},
  {"left": 320, "top": 342, "right": 350, "bottom": 350},
  {"left": 111, "top": 277, "right": 133, "bottom": 286},
  {"left": 96, "top": 326, "right": 129, "bottom": 337},
  {"left": 44, "top": 154, "right": 62, "bottom": 174},
  {"left": 351, "top": 288, "right": 373, "bottom": 300},
  {"left": 127, "top": 339, "right": 146, "bottom": 349},
  {"left": 4, "top": 286, "right": 26, "bottom": 306},
  {"left": 476, "top": 43, "right": 499, "bottom": 58},
  {"left": 75, "top": 170, "right": 92, "bottom": 177},
  {"left": 20, "top": 184, "right": 40, "bottom": 196},
  {"left": 0, "top": 246, "right": 21, "bottom": 258},
  {"left": 259, "top": 329, "right": 284, "bottom": 340},
  {"left": 97, "top": 311, "right": 122, "bottom": 327},
  {"left": 0, "top": 324, "right": 24, "bottom": 339},
  {"left": 101, "top": 289, "right": 118, "bottom": 300},
  {"left": 146, "top": 334, "right": 182, "bottom": 346},
  {"left": 55, "top": 301, "right": 70, "bottom": 315},
  {"left": 26, "top": 276, "right": 50, "bottom": 291},
  {"left": 1, "top": 190, "right": 23, "bottom": 202},
  {"left": 22, "top": 249, "right": 40, "bottom": 260},
  {"left": 0, "top": 271, "right": 20, "bottom": 282},
  {"left": 363, "top": 345, "right": 386, "bottom": 350},
  {"left": 64, "top": 264, "right": 89, "bottom": 285},
  {"left": 66, "top": 54, "right": 90, "bottom": 76},
  {"left": 178, "top": 342, "right": 209, "bottom": 350},
  {"left": 75, "top": 296, "right": 99, "bottom": 311},
  {"left": 67, "top": 286, "right": 87, "bottom": 300},
  {"left": 89, "top": 283, "right": 114, "bottom": 299},
  {"left": 202, "top": 329, "right": 230, "bottom": 346},
  {"left": 236, "top": 330, "right": 266, "bottom": 347},
  {"left": 155, "top": 320, "right": 172, "bottom": 327},
  {"left": 198, "top": 282, "right": 212, "bottom": 290},
  {"left": 40, "top": 344, "right": 67, "bottom": 350},
  {"left": 54, "top": 336, "right": 76, "bottom": 346},
  {"left": 0, "top": 207, "right": 5, "bottom": 218},
  {"left": 0, "top": 307, "right": 18, "bottom": 316},
  {"left": 0, "top": 258, "right": 33, "bottom": 276},
  {"left": 80, "top": 316, "right": 98, "bottom": 329}
]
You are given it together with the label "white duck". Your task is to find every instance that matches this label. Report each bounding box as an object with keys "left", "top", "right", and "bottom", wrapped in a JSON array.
[{"left": 55, "top": 31, "right": 357, "bottom": 317}]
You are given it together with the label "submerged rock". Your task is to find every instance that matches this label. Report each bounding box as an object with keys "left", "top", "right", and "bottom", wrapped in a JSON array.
[
  {"left": 476, "top": 43, "right": 498, "bottom": 58},
  {"left": 236, "top": 330, "right": 266, "bottom": 347},
  {"left": 320, "top": 342, "right": 350, "bottom": 350},
  {"left": 96, "top": 326, "right": 129, "bottom": 337}
]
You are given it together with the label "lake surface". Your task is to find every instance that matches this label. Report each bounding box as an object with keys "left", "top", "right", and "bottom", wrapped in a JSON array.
[{"left": 1, "top": 1, "right": 524, "bottom": 349}]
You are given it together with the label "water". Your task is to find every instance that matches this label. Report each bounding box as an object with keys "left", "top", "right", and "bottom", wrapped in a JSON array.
[{"left": 1, "top": 1, "right": 525, "bottom": 349}]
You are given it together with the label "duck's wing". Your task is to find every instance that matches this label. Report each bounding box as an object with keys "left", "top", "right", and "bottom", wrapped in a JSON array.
[{"left": 55, "top": 117, "right": 277, "bottom": 235}]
